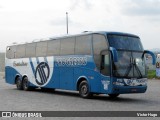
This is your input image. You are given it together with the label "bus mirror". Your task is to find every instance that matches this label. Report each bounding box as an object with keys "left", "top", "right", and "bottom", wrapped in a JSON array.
[
  {"left": 109, "top": 47, "right": 118, "bottom": 62},
  {"left": 142, "top": 50, "right": 156, "bottom": 65}
]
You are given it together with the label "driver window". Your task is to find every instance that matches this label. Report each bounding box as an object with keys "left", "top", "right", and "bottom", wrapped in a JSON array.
[
  {"left": 101, "top": 51, "right": 110, "bottom": 76},
  {"left": 93, "top": 34, "right": 108, "bottom": 70}
]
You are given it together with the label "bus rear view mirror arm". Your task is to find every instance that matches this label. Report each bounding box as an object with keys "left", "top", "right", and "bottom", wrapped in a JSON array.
[
  {"left": 142, "top": 50, "right": 156, "bottom": 65},
  {"left": 109, "top": 47, "right": 118, "bottom": 62}
]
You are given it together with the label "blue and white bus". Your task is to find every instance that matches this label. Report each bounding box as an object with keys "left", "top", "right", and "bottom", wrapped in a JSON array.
[{"left": 5, "top": 31, "right": 156, "bottom": 98}]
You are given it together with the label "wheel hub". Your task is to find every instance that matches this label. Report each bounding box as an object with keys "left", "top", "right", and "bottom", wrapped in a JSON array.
[{"left": 81, "top": 85, "right": 87, "bottom": 94}]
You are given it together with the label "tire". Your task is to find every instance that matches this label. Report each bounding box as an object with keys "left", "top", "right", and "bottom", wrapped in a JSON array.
[
  {"left": 16, "top": 77, "right": 23, "bottom": 90},
  {"left": 108, "top": 94, "right": 119, "bottom": 98},
  {"left": 79, "top": 81, "right": 92, "bottom": 98},
  {"left": 22, "top": 77, "right": 31, "bottom": 91}
]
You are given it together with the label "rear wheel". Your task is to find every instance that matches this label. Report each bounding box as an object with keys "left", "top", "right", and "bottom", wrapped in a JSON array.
[
  {"left": 108, "top": 94, "right": 119, "bottom": 98},
  {"left": 16, "top": 77, "right": 23, "bottom": 90},
  {"left": 22, "top": 77, "right": 31, "bottom": 91},
  {"left": 79, "top": 81, "right": 92, "bottom": 98}
]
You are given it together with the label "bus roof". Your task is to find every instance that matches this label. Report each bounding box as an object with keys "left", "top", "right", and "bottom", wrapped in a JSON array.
[
  {"left": 8, "top": 31, "right": 139, "bottom": 46},
  {"left": 50, "top": 31, "right": 139, "bottom": 40}
]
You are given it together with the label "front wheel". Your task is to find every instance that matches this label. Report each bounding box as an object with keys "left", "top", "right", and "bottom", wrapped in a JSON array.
[{"left": 79, "top": 81, "right": 92, "bottom": 98}]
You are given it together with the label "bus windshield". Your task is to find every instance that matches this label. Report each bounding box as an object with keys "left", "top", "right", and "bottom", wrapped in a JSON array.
[
  {"left": 108, "top": 34, "right": 144, "bottom": 51},
  {"left": 108, "top": 34, "right": 146, "bottom": 78}
]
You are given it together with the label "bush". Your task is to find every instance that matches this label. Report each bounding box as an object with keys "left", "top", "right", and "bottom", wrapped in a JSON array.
[
  {"left": 147, "top": 70, "right": 156, "bottom": 79},
  {"left": 147, "top": 70, "right": 160, "bottom": 79}
]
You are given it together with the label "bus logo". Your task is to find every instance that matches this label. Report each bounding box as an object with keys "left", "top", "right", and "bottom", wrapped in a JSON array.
[{"left": 35, "top": 62, "right": 50, "bottom": 85}]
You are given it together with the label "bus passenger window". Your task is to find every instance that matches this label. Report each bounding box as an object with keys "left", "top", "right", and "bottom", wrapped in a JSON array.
[
  {"left": 36, "top": 41, "right": 47, "bottom": 57},
  {"left": 26, "top": 43, "right": 36, "bottom": 57},
  {"left": 60, "top": 37, "right": 75, "bottom": 55},
  {"left": 75, "top": 35, "right": 91, "bottom": 55},
  {"left": 47, "top": 40, "right": 60, "bottom": 56},
  {"left": 16, "top": 45, "right": 26, "bottom": 58}
]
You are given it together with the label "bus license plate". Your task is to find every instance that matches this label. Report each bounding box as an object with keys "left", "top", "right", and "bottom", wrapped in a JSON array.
[{"left": 131, "top": 89, "right": 137, "bottom": 92}]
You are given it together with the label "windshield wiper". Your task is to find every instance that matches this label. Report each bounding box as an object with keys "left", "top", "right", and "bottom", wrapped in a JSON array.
[
  {"left": 124, "top": 58, "right": 142, "bottom": 78},
  {"left": 124, "top": 58, "right": 133, "bottom": 77},
  {"left": 133, "top": 59, "right": 142, "bottom": 78}
]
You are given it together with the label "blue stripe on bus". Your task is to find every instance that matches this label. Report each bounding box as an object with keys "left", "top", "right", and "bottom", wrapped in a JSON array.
[
  {"left": 36, "top": 57, "right": 40, "bottom": 64},
  {"left": 29, "top": 58, "right": 35, "bottom": 75}
]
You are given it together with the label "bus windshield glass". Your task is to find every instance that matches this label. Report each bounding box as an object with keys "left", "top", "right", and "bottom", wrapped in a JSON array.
[
  {"left": 108, "top": 34, "right": 146, "bottom": 78},
  {"left": 108, "top": 34, "right": 144, "bottom": 51}
]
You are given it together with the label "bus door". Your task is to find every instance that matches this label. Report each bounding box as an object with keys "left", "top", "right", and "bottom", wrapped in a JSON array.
[{"left": 100, "top": 51, "right": 111, "bottom": 93}]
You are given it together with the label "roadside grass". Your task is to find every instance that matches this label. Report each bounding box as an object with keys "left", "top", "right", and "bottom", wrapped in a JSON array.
[{"left": 147, "top": 70, "right": 160, "bottom": 79}]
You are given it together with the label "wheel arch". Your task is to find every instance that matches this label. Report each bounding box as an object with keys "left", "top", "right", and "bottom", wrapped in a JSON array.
[
  {"left": 22, "top": 74, "right": 28, "bottom": 81},
  {"left": 76, "top": 76, "right": 90, "bottom": 91}
]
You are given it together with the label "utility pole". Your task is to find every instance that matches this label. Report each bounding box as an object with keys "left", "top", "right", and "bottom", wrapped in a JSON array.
[{"left": 66, "top": 12, "right": 68, "bottom": 34}]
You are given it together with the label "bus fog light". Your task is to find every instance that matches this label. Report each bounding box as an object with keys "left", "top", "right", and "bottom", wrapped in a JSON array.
[{"left": 113, "top": 82, "right": 124, "bottom": 86}]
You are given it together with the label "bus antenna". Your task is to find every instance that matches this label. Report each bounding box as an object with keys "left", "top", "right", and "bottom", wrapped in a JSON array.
[{"left": 66, "top": 12, "right": 68, "bottom": 34}]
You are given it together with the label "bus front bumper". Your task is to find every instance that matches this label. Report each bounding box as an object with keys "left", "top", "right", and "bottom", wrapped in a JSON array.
[{"left": 111, "top": 85, "right": 147, "bottom": 94}]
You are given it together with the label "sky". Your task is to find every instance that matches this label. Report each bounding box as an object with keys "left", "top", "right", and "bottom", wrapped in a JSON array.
[{"left": 0, "top": 0, "right": 160, "bottom": 52}]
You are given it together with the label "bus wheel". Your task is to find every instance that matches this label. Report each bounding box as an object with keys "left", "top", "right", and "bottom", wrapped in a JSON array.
[
  {"left": 108, "top": 94, "right": 119, "bottom": 98},
  {"left": 22, "top": 77, "right": 31, "bottom": 91},
  {"left": 16, "top": 77, "right": 23, "bottom": 90},
  {"left": 79, "top": 81, "right": 92, "bottom": 98}
]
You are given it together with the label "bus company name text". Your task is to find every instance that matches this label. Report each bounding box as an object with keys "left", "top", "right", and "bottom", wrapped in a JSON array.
[
  {"left": 56, "top": 57, "right": 87, "bottom": 66},
  {"left": 13, "top": 61, "right": 28, "bottom": 67}
]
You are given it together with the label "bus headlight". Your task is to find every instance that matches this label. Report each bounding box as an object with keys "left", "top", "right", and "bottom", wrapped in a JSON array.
[
  {"left": 113, "top": 79, "right": 124, "bottom": 86},
  {"left": 136, "top": 78, "right": 148, "bottom": 86},
  {"left": 123, "top": 78, "right": 148, "bottom": 86}
]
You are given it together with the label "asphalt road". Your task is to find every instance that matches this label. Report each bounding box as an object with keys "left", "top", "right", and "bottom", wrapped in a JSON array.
[{"left": 0, "top": 76, "right": 160, "bottom": 119}]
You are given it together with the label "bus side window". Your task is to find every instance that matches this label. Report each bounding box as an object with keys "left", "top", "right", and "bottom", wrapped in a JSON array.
[
  {"left": 36, "top": 41, "right": 47, "bottom": 57},
  {"left": 16, "top": 45, "right": 26, "bottom": 58},
  {"left": 26, "top": 43, "right": 36, "bottom": 57},
  {"left": 60, "top": 37, "right": 75, "bottom": 55},
  {"left": 47, "top": 40, "right": 60, "bottom": 56},
  {"left": 75, "top": 35, "right": 91, "bottom": 55},
  {"left": 93, "top": 34, "right": 108, "bottom": 71}
]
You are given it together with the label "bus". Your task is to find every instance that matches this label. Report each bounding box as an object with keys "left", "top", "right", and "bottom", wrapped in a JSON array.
[{"left": 5, "top": 31, "right": 156, "bottom": 98}]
